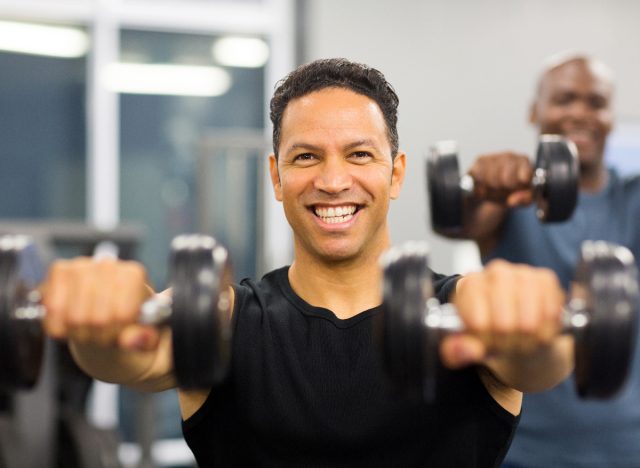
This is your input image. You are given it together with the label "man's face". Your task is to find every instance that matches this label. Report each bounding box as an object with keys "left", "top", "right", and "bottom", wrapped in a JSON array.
[
  {"left": 269, "top": 87, "right": 405, "bottom": 264},
  {"left": 530, "top": 59, "right": 614, "bottom": 171}
]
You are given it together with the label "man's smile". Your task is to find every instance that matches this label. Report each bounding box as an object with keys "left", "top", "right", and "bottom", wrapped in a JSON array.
[{"left": 311, "top": 204, "right": 361, "bottom": 225}]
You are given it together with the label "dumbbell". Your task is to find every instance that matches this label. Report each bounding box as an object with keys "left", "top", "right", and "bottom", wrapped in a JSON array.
[
  {"left": 426, "top": 135, "right": 579, "bottom": 233},
  {"left": 375, "top": 240, "right": 639, "bottom": 401},
  {"left": 0, "top": 233, "right": 233, "bottom": 391}
]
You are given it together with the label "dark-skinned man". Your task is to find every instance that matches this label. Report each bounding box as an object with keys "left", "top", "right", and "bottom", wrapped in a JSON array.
[{"left": 438, "top": 52, "right": 640, "bottom": 467}]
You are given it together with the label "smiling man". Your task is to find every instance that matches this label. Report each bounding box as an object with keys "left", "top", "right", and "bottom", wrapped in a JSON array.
[
  {"left": 530, "top": 54, "right": 613, "bottom": 192},
  {"left": 448, "top": 52, "right": 618, "bottom": 259},
  {"left": 269, "top": 86, "right": 404, "bottom": 314},
  {"left": 44, "top": 58, "right": 577, "bottom": 467},
  {"left": 437, "top": 52, "right": 640, "bottom": 467}
]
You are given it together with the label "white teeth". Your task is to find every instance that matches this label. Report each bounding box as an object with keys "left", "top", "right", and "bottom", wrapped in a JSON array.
[
  {"left": 314, "top": 205, "right": 357, "bottom": 222},
  {"left": 322, "top": 214, "right": 354, "bottom": 224}
]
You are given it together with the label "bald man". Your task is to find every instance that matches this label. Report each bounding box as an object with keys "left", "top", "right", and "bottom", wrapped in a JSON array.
[{"left": 439, "top": 52, "right": 640, "bottom": 467}]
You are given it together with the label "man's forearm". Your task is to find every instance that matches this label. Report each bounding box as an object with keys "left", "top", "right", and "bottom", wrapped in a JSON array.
[
  {"left": 68, "top": 329, "right": 176, "bottom": 392},
  {"left": 435, "top": 199, "right": 508, "bottom": 257},
  {"left": 483, "top": 335, "right": 574, "bottom": 393}
]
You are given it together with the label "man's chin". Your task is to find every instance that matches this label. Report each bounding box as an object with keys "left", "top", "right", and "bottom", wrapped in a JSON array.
[
  {"left": 578, "top": 156, "right": 605, "bottom": 175},
  {"left": 321, "top": 251, "right": 358, "bottom": 264},
  {"left": 315, "top": 246, "right": 362, "bottom": 264},
  {"left": 575, "top": 142, "right": 604, "bottom": 163}
]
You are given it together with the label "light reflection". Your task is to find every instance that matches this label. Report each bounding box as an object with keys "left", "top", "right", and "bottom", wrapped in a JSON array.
[
  {"left": 212, "top": 36, "right": 269, "bottom": 68},
  {"left": 103, "top": 63, "right": 232, "bottom": 96},
  {"left": 0, "top": 21, "right": 88, "bottom": 58}
]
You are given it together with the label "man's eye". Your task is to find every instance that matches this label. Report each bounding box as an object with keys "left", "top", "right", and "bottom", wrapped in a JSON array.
[
  {"left": 552, "top": 94, "right": 574, "bottom": 105},
  {"left": 351, "top": 151, "right": 372, "bottom": 160},
  {"left": 294, "top": 153, "right": 316, "bottom": 162},
  {"left": 589, "top": 96, "right": 608, "bottom": 109}
]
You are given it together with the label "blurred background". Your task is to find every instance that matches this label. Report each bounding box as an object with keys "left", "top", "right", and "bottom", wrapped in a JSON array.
[{"left": 1, "top": 0, "right": 639, "bottom": 466}]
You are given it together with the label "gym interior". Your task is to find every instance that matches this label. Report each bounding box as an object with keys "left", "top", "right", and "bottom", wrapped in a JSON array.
[{"left": 1, "top": 1, "right": 640, "bottom": 467}]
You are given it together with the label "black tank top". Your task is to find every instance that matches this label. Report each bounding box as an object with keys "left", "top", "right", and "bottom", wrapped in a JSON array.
[{"left": 182, "top": 267, "right": 517, "bottom": 467}]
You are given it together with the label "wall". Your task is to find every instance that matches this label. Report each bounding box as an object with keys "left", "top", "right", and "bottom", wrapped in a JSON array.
[{"left": 303, "top": 0, "right": 640, "bottom": 274}]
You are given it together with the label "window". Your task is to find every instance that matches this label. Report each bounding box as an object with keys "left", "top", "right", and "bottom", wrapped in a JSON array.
[
  {"left": 0, "top": 22, "right": 87, "bottom": 220},
  {"left": 118, "top": 29, "right": 267, "bottom": 286},
  {"left": 0, "top": 2, "right": 294, "bottom": 466},
  {"left": 606, "top": 121, "right": 640, "bottom": 177}
]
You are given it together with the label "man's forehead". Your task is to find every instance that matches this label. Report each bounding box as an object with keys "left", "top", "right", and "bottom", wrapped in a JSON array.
[
  {"left": 285, "top": 88, "right": 380, "bottom": 113},
  {"left": 540, "top": 60, "right": 613, "bottom": 95},
  {"left": 280, "top": 90, "right": 386, "bottom": 131}
]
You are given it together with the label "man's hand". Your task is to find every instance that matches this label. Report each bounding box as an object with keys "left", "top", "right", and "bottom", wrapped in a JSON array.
[
  {"left": 441, "top": 259, "right": 566, "bottom": 370},
  {"left": 467, "top": 152, "right": 534, "bottom": 207},
  {"left": 43, "top": 257, "right": 161, "bottom": 352}
]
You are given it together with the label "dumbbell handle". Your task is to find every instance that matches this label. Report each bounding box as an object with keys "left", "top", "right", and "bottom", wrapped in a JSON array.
[
  {"left": 434, "top": 134, "right": 573, "bottom": 197},
  {"left": 423, "top": 297, "right": 589, "bottom": 336},
  {"left": 16, "top": 289, "right": 173, "bottom": 327},
  {"left": 140, "top": 295, "right": 173, "bottom": 325},
  {"left": 458, "top": 168, "right": 547, "bottom": 196}
]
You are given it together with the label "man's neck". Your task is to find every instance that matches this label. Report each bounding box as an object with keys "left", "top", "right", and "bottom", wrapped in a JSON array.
[
  {"left": 580, "top": 164, "right": 608, "bottom": 193},
  {"left": 288, "top": 246, "right": 388, "bottom": 320}
]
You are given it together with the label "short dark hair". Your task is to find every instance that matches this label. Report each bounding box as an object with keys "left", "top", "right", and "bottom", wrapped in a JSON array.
[{"left": 269, "top": 58, "right": 399, "bottom": 159}]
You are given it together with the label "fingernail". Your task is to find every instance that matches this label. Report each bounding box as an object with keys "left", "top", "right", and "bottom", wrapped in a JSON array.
[
  {"left": 126, "top": 334, "right": 147, "bottom": 351},
  {"left": 455, "top": 344, "right": 475, "bottom": 364}
]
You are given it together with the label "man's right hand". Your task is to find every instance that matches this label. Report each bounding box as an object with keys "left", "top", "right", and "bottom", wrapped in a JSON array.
[
  {"left": 467, "top": 151, "right": 534, "bottom": 208},
  {"left": 42, "top": 257, "right": 162, "bottom": 352}
]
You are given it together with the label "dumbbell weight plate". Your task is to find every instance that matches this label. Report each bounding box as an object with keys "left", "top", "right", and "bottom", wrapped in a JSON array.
[
  {"left": 535, "top": 136, "right": 579, "bottom": 222},
  {"left": 572, "top": 241, "right": 639, "bottom": 398},
  {"left": 170, "top": 235, "right": 233, "bottom": 389},
  {"left": 378, "top": 244, "right": 439, "bottom": 400},
  {"left": 0, "top": 237, "right": 45, "bottom": 390},
  {"left": 427, "top": 151, "right": 464, "bottom": 233}
]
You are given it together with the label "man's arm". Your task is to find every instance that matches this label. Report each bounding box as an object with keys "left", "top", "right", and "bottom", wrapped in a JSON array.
[
  {"left": 43, "top": 258, "right": 177, "bottom": 391},
  {"left": 68, "top": 327, "right": 176, "bottom": 392},
  {"left": 457, "top": 200, "right": 509, "bottom": 258},
  {"left": 69, "top": 327, "right": 211, "bottom": 420},
  {"left": 474, "top": 335, "right": 573, "bottom": 416},
  {"left": 44, "top": 257, "right": 228, "bottom": 419},
  {"left": 440, "top": 260, "right": 574, "bottom": 414},
  {"left": 482, "top": 336, "right": 574, "bottom": 393},
  {"left": 435, "top": 151, "right": 534, "bottom": 258}
]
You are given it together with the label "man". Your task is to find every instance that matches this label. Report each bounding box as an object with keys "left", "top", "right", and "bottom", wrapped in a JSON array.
[
  {"left": 44, "top": 58, "right": 574, "bottom": 467},
  {"left": 441, "top": 52, "right": 640, "bottom": 467}
]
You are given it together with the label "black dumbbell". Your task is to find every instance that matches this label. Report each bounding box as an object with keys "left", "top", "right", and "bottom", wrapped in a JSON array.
[
  {"left": 375, "top": 240, "right": 639, "bottom": 401},
  {"left": 0, "top": 233, "right": 233, "bottom": 391},
  {"left": 426, "top": 135, "right": 579, "bottom": 233}
]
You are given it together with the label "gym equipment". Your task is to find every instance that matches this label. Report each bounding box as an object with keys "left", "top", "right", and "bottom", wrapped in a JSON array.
[
  {"left": 376, "top": 240, "right": 639, "bottom": 401},
  {"left": 0, "top": 233, "right": 233, "bottom": 390},
  {"left": 56, "top": 405, "right": 122, "bottom": 468},
  {"left": 0, "top": 414, "right": 31, "bottom": 467},
  {"left": 426, "top": 135, "right": 579, "bottom": 233}
]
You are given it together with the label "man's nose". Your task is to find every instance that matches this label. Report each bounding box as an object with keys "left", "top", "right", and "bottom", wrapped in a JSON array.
[
  {"left": 314, "top": 157, "right": 352, "bottom": 193},
  {"left": 567, "top": 98, "right": 593, "bottom": 121}
]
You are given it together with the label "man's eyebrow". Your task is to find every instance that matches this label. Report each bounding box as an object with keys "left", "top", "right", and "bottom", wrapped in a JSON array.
[
  {"left": 286, "top": 142, "right": 323, "bottom": 154},
  {"left": 284, "top": 139, "right": 379, "bottom": 154},
  {"left": 344, "top": 139, "right": 378, "bottom": 151}
]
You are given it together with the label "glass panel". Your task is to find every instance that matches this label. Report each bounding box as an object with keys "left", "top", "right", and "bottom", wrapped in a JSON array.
[
  {"left": 119, "top": 28, "right": 266, "bottom": 289},
  {"left": 117, "top": 29, "right": 266, "bottom": 453},
  {"left": 0, "top": 22, "right": 87, "bottom": 220},
  {"left": 605, "top": 121, "right": 640, "bottom": 177},
  {"left": 197, "top": 130, "right": 269, "bottom": 278}
]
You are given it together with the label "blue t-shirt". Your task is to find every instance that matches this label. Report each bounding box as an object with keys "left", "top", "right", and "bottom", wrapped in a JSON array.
[{"left": 485, "top": 168, "right": 640, "bottom": 468}]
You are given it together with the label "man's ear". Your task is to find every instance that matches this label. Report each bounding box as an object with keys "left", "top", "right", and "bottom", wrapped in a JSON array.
[
  {"left": 269, "top": 154, "right": 283, "bottom": 201},
  {"left": 390, "top": 152, "right": 406, "bottom": 200}
]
